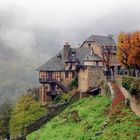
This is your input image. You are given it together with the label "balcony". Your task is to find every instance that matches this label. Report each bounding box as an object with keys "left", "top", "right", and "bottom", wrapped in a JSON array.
[
  {"left": 39, "top": 78, "right": 68, "bottom": 93},
  {"left": 39, "top": 78, "right": 54, "bottom": 83}
]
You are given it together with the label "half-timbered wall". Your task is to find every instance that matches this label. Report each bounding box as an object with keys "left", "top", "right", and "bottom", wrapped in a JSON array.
[
  {"left": 65, "top": 62, "right": 78, "bottom": 70},
  {"left": 39, "top": 71, "right": 47, "bottom": 80},
  {"left": 84, "top": 60, "right": 103, "bottom": 66}
]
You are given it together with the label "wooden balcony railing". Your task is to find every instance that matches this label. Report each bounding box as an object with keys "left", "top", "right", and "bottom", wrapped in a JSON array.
[{"left": 39, "top": 78, "right": 68, "bottom": 93}]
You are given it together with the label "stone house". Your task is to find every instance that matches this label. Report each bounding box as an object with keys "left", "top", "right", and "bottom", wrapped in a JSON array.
[{"left": 37, "top": 35, "right": 118, "bottom": 105}]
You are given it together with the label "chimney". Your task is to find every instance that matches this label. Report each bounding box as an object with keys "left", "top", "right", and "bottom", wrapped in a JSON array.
[
  {"left": 63, "top": 42, "right": 70, "bottom": 59},
  {"left": 108, "top": 34, "right": 113, "bottom": 39}
]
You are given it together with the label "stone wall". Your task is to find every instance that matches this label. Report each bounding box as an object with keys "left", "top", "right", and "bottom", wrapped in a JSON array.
[
  {"left": 82, "top": 42, "right": 118, "bottom": 67},
  {"left": 130, "top": 95, "right": 140, "bottom": 117},
  {"left": 119, "top": 85, "right": 140, "bottom": 117},
  {"left": 78, "top": 66, "right": 104, "bottom": 93},
  {"left": 78, "top": 67, "right": 88, "bottom": 92},
  {"left": 82, "top": 42, "right": 102, "bottom": 57}
]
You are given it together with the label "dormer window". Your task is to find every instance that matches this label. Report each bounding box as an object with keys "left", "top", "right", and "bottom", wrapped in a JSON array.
[
  {"left": 57, "top": 53, "right": 61, "bottom": 59},
  {"left": 88, "top": 43, "right": 91, "bottom": 47},
  {"left": 96, "top": 61, "right": 99, "bottom": 66},
  {"left": 72, "top": 52, "right": 75, "bottom": 56},
  {"left": 113, "top": 46, "right": 116, "bottom": 50},
  {"left": 72, "top": 49, "right": 76, "bottom": 57}
]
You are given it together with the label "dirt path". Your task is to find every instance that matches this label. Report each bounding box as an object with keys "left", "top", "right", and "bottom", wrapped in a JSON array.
[{"left": 110, "top": 83, "right": 125, "bottom": 109}]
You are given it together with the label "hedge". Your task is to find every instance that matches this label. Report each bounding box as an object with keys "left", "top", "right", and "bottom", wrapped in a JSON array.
[{"left": 122, "top": 76, "right": 140, "bottom": 95}]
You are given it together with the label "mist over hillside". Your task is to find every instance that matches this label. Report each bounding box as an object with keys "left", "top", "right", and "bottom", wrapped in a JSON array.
[{"left": 0, "top": 0, "right": 140, "bottom": 103}]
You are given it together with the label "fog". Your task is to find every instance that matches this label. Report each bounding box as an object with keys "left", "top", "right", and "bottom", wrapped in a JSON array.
[
  {"left": 0, "top": 0, "right": 140, "bottom": 59},
  {"left": 0, "top": 0, "right": 140, "bottom": 102}
]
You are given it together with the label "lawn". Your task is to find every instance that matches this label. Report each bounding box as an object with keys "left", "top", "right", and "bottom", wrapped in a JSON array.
[{"left": 27, "top": 95, "right": 140, "bottom": 140}]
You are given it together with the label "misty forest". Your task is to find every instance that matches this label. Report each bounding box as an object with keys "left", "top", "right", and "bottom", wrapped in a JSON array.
[{"left": 0, "top": 0, "right": 140, "bottom": 140}]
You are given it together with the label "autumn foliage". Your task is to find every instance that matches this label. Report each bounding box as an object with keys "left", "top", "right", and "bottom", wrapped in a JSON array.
[{"left": 117, "top": 31, "right": 140, "bottom": 67}]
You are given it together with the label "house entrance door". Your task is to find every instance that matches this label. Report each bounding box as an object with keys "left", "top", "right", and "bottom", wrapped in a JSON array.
[{"left": 51, "top": 84, "right": 56, "bottom": 92}]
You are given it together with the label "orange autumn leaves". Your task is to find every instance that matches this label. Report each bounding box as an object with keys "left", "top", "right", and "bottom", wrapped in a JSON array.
[{"left": 117, "top": 31, "right": 140, "bottom": 67}]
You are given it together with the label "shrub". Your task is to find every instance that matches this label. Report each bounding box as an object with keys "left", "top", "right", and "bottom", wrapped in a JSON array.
[
  {"left": 10, "top": 94, "right": 46, "bottom": 138},
  {"left": 122, "top": 76, "right": 140, "bottom": 95},
  {"left": 69, "top": 78, "right": 78, "bottom": 89},
  {"left": 61, "top": 93, "right": 71, "bottom": 102},
  {"left": 122, "top": 76, "right": 133, "bottom": 90},
  {"left": 130, "top": 79, "right": 140, "bottom": 95},
  {"left": 54, "top": 93, "right": 71, "bottom": 104},
  {"left": 102, "top": 81, "right": 111, "bottom": 97}
]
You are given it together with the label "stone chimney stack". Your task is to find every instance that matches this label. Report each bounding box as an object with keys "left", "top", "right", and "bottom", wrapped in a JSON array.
[
  {"left": 63, "top": 42, "right": 70, "bottom": 60},
  {"left": 108, "top": 34, "right": 113, "bottom": 39}
]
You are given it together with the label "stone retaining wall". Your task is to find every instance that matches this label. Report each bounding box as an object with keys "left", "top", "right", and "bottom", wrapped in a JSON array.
[
  {"left": 25, "top": 92, "right": 80, "bottom": 136},
  {"left": 118, "top": 85, "right": 140, "bottom": 117}
]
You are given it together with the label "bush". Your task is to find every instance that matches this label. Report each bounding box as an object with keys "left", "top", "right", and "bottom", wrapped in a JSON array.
[
  {"left": 122, "top": 76, "right": 134, "bottom": 91},
  {"left": 122, "top": 76, "right": 140, "bottom": 95},
  {"left": 10, "top": 94, "right": 46, "bottom": 138},
  {"left": 130, "top": 79, "right": 140, "bottom": 95},
  {"left": 104, "top": 82, "right": 111, "bottom": 97},
  {"left": 69, "top": 78, "right": 78, "bottom": 89},
  {"left": 54, "top": 93, "right": 71, "bottom": 104}
]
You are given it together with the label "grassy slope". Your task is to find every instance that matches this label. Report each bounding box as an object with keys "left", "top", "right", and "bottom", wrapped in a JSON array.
[{"left": 27, "top": 96, "right": 140, "bottom": 140}]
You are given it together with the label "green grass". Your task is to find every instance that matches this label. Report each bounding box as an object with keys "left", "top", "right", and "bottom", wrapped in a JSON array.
[{"left": 27, "top": 96, "right": 140, "bottom": 140}]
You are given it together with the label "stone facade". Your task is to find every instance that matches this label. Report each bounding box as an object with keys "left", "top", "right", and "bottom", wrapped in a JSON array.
[
  {"left": 82, "top": 42, "right": 118, "bottom": 67},
  {"left": 82, "top": 42, "right": 102, "bottom": 57},
  {"left": 78, "top": 66, "right": 104, "bottom": 93}
]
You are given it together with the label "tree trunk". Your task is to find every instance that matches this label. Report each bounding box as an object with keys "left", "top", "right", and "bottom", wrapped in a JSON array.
[{"left": 132, "top": 66, "right": 136, "bottom": 77}]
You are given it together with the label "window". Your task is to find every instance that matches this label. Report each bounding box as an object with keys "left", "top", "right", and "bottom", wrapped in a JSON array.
[
  {"left": 40, "top": 71, "right": 47, "bottom": 78},
  {"left": 57, "top": 53, "right": 61, "bottom": 59},
  {"left": 88, "top": 43, "right": 91, "bottom": 47},
  {"left": 96, "top": 61, "right": 99, "bottom": 66},
  {"left": 72, "top": 71, "right": 75, "bottom": 78},
  {"left": 45, "top": 86, "right": 48, "bottom": 90},
  {"left": 65, "top": 71, "right": 69, "bottom": 78},
  {"left": 113, "top": 46, "right": 116, "bottom": 50},
  {"left": 72, "top": 49, "right": 76, "bottom": 56},
  {"left": 72, "top": 52, "right": 75, "bottom": 57}
]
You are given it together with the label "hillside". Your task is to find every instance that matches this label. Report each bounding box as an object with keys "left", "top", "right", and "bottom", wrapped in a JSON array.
[
  {"left": 0, "top": 58, "right": 38, "bottom": 104},
  {"left": 27, "top": 96, "right": 140, "bottom": 140}
]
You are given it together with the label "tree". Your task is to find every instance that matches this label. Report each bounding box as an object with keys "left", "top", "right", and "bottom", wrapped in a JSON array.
[
  {"left": 117, "top": 32, "right": 131, "bottom": 67},
  {"left": 10, "top": 93, "right": 46, "bottom": 138},
  {"left": 117, "top": 31, "right": 140, "bottom": 76},
  {"left": 0, "top": 101, "right": 12, "bottom": 140},
  {"left": 102, "top": 45, "right": 113, "bottom": 70},
  {"left": 130, "top": 32, "right": 140, "bottom": 66}
]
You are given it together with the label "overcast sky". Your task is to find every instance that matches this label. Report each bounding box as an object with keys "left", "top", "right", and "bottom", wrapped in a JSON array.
[
  {"left": 0, "top": 0, "right": 140, "bottom": 101},
  {"left": 0, "top": 0, "right": 140, "bottom": 61}
]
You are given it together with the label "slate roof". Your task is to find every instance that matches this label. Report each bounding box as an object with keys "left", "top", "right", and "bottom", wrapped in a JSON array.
[
  {"left": 37, "top": 47, "right": 91, "bottom": 71},
  {"left": 84, "top": 54, "right": 103, "bottom": 61},
  {"left": 82, "top": 35, "right": 116, "bottom": 46},
  {"left": 37, "top": 35, "right": 117, "bottom": 71}
]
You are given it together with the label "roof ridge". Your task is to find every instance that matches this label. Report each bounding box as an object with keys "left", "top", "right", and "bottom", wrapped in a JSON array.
[{"left": 89, "top": 34, "right": 110, "bottom": 38}]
